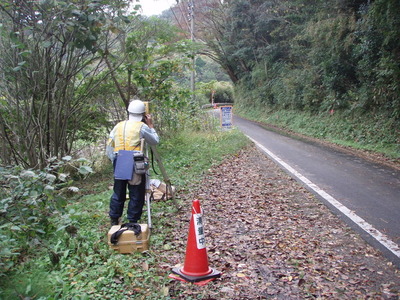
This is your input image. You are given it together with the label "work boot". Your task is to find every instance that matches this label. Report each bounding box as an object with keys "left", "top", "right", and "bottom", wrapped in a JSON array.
[{"left": 110, "top": 218, "right": 119, "bottom": 226}]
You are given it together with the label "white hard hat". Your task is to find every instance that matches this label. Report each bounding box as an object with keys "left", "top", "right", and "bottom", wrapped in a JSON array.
[{"left": 127, "top": 99, "right": 146, "bottom": 114}]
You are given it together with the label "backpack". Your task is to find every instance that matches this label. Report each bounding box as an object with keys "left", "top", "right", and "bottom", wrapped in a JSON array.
[{"left": 150, "top": 181, "right": 175, "bottom": 201}]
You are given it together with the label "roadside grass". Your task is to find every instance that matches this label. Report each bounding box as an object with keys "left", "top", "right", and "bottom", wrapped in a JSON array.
[
  {"left": 155, "top": 128, "right": 250, "bottom": 187},
  {"left": 236, "top": 107, "right": 399, "bottom": 159},
  {"left": 1, "top": 128, "right": 249, "bottom": 299}
]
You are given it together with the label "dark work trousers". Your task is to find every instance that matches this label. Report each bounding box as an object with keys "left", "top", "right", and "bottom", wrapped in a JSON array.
[{"left": 109, "top": 159, "right": 146, "bottom": 223}]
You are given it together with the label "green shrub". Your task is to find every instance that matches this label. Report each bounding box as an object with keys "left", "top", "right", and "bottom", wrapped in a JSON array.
[{"left": 0, "top": 157, "right": 93, "bottom": 277}]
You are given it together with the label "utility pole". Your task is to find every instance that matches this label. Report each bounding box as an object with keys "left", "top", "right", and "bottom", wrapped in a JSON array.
[{"left": 188, "top": 1, "right": 195, "bottom": 101}]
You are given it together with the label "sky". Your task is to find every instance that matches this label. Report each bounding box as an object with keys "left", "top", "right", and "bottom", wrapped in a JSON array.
[{"left": 138, "top": 0, "right": 176, "bottom": 16}]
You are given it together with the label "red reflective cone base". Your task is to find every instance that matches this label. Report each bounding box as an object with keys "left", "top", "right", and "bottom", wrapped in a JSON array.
[{"left": 171, "top": 199, "right": 221, "bottom": 283}]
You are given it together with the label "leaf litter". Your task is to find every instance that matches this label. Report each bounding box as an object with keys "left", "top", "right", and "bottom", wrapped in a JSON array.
[{"left": 158, "top": 145, "right": 400, "bottom": 299}]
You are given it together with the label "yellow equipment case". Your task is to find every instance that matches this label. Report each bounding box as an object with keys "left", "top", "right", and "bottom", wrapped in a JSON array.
[{"left": 107, "top": 224, "right": 150, "bottom": 253}]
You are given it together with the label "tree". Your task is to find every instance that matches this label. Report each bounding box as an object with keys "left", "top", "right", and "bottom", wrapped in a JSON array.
[
  {"left": 168, "top": 0, "right": 241, "bottom": 82},
  {"left": 103, "top": 16, "right": 197, "bottom": 134},
  {"left": 0, "top": 0, "right": 132, "bottom": 168},
  {"left": 354, "top": 0, "right": 400, "bottom": 115}
]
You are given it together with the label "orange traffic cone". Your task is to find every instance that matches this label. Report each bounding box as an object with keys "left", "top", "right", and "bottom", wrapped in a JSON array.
[{"left": 172, "top": 199, "right": 221, "bottom": 283}]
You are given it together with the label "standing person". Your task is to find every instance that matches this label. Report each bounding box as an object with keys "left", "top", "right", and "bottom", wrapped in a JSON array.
[{"left": 106, "top": 99, "right": 159, "bottom": 226}]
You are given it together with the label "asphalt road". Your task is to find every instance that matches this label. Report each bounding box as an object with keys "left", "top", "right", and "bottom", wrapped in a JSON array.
[{"left": 233, "top": 115, "right": 400, "bottom": 267}]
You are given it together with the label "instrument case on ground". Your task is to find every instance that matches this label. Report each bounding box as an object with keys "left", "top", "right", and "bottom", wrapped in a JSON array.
[{"left": 107, "top": 224, "right": 150, "bottom": 253}]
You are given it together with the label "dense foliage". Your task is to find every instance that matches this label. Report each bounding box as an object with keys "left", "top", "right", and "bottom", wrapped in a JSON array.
[
  {"left": 0, "top": 0, "right": 135, "bottom": 168},
  {"left": 195, "top": 0, "right": 399, "bottom": 120},
  {"left": 101, "top": 15, "right": 199, "bottom": 137},
  {"left": 197, "top": 80, "right": 234, "bottom": 105},
  {"left": 0, "top": 156, "right": 92, "bottom": 278},
  {"left": 0, "top": 1, "right": 201, "bottom": 168}
]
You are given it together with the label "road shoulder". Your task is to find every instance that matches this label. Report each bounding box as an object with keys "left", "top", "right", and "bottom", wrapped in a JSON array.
[{"left": 169, "top": 146, "right": 400, "bottom": 298}]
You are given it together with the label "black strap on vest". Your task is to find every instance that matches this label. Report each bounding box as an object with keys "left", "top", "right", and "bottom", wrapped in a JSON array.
[{"left": 110, "top": 223, "right": 142, "bottom": 245}]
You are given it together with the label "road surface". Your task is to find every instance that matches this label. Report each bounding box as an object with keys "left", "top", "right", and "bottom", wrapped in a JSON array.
[{"left": 233, "top": 115, "right": 400, "bottom": 267}]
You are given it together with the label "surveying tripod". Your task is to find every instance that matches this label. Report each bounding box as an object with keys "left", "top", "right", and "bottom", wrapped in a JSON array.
[{"left": 145, "top": 144, "right": 180, "bottom": 229}]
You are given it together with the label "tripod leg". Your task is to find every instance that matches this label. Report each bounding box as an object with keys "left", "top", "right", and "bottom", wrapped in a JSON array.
[{"left": 150, "top": 145, "right": 180, "bottom": 210}]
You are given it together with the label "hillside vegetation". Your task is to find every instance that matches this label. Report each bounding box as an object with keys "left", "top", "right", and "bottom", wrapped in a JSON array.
[{"left": 168, "top": 0, "right": 399, "bottom": 158}]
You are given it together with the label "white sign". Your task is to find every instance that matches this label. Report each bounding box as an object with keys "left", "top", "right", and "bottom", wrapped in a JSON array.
[
  {"left": 220, "top": 106, "right": 233, "bottom": 129},
  {"left": 193, "top": 213, "right": 206, "bottom": 249}
]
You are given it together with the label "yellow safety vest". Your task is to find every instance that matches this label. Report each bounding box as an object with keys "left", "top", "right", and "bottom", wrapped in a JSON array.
[{"left": 111, "top": 121, "right": 143, "bottom": 151}]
